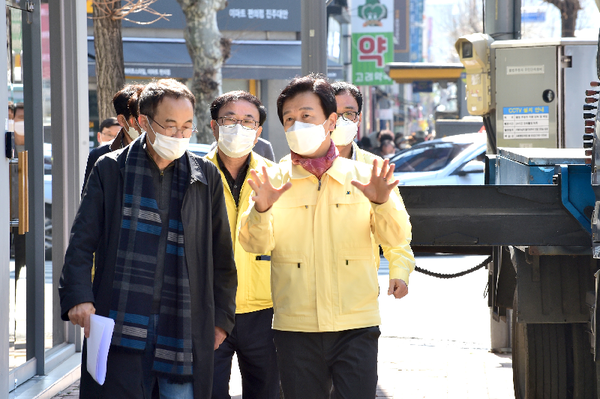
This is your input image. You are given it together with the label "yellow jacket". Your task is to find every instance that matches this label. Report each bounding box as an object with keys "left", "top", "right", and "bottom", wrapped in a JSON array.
[
  {"left": 353, "top": 142, "right": 416, "bottom": 284},
  {"left": 239, "top": 157, "right": 413, "bottom": 332},
  {"left": 206, "top": 149, "right": 274, "bottom": 314}
]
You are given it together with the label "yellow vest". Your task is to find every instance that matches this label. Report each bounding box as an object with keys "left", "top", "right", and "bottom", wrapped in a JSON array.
[{"left": 206, "top": 149, "right": 274, "bottom": 314}]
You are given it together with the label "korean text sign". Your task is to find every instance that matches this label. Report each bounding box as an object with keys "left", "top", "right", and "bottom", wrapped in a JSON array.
[{"left": 351, "top": 0, "right": 394, "bottom": 86}]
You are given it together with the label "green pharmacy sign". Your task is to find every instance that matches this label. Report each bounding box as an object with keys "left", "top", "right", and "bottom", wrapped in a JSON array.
[
  {"left": 358, "top": 0, "right": 388, "bottom": 27},
  {"left": 352, "top": 0, "right": 394, "bottom": 86}
]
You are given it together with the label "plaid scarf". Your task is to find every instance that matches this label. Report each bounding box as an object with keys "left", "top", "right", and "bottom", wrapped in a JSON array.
[
  {"left": 291, "top": 139, "right": 339, "bottom": 179},
  {"left": 109, "top": 134, "right": 193, "bottom": 378}
]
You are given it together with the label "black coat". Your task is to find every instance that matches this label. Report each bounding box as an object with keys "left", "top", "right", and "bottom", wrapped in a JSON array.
[{"left": 59, "top": 144, "right": 237, "bottom": 398}]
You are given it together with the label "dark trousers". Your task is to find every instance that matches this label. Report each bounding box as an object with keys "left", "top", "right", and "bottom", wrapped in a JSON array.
[
  {"left": 79, "top": 315, "right": 194, "bottom": 399},
  {"left": 273, "top": 326, "right": 380, "bottom": 399},
  {"left": 212, "top": 308, "right": 279, "bottom": 399},
  {"left": 80, "top": 341, "right": 146, "bottom": 399}
]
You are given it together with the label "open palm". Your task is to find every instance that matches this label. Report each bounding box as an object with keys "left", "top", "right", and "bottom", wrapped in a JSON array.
[
  {"left": 351, "top": 158, "right": 399, "bottom": 204},
  {"left": 247, "top": 166, "right": 292, "bottom": 212}
]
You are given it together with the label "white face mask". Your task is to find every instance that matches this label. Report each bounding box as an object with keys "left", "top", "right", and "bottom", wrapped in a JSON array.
[
  {"left": 124, "top": 121, "right": 140, "bottom": 140},
  {"left": 14, "top": 121, "right": 24, "bottom": 136},
  {"left": 285, "top": 120, "right": 328, "bottom": 156},
  {"left": 330, "top": 118, "right": 358, "bottom": 146},
  {"left": 147, "top": 124, "right": 190, "bottom": 161},
  {"left": 217, "top": 125, "right": 256, "bottom": 158}
]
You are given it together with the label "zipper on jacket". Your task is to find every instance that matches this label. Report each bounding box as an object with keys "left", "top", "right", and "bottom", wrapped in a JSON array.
[{"left": 318, "top": 179, "right": 322, "bottom": 191}]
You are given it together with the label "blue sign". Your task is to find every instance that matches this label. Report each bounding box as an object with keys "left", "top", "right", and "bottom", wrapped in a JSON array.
[
  {"left": 503, "top": 106, "right": 549, "bottom": 115},
  {"left": 409, "top": 0, "right": 423, "bottom": 62},
  {"left": 522, "top": 11, "right": 546, "bottom": 23},
  {"left": 412, "top": 81, "right": 433, "bottom": 92}
]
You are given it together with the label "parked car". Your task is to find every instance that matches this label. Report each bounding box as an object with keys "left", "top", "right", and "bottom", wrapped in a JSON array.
[
  {"left": 390, "top": 132, "right": 486, "bottom": 185},
  {"left": 188, "top": 142, "right": 212, "bottom": 157}
]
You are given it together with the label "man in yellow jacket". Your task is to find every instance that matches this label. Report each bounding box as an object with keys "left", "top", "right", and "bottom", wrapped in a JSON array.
[
  {"left": 239, "top": 74, "right": 413, "bottom": 399},
  {"left": 206, "top": 91, "right": 279, "bottom": 399},
  {"left": 330, "top": 81, "right": 415, "bottom": 289}
]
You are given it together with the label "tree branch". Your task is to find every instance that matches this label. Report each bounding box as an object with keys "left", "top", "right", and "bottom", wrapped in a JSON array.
[{"left": 91, "top": 0, "right": 171, "bottom": 24}]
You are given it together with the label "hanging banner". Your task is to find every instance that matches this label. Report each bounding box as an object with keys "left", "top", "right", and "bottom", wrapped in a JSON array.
[
  {"left": 351, "top": 0, "right": 394, "bottom": 86},
  {"left": 393, "top": 0, "right": 409, "bottom": 61},
  {"left": 409, "top": 0, "right": 424, "bottom": 62}
]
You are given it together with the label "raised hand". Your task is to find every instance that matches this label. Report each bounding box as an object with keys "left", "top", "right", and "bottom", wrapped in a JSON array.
[
  {"left": 351, "top": 158, "right": 400, "bottom": 204},
  {"left": 247, "top": 166, "right": 292, "bottom": 213}
]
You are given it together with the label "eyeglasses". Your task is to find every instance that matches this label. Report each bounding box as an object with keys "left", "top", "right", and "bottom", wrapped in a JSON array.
[
  {"left": 148, "top": 117, "right": 197, "bottom": 137},
  {"left": 100, "top": 130, "right": 118, "bottom": 140},
  {"left": 217, "top": 117, "right": 259, "bottom": 130},
  {"left": 340, "top": 111, "right": 360, "bottom": 122}
]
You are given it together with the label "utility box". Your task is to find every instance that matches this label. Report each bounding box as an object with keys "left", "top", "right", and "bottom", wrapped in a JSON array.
[{"left": 492, "top": 39, "right": 598, "bottom": 149}]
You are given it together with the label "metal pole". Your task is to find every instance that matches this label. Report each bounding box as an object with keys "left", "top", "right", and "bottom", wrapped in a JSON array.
[
  {"left": 0, "top": 5, "right": 10, "bottom": 395},
  {"left": 49, "top": 0, "right": 88, "bottom": 350},
  {"left": 484, "top": 0, "right": 521, "bottom": 40},
  {"left": 22, "top": 0, "right": 46, "bottom": 375},
  {"left": 301, "top": 0, "right": 328, "bottom": 76}
]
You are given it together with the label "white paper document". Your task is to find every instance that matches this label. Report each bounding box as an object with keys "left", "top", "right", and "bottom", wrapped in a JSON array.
[{"left": 87, "top": 314, "right": 115, "bottom": 385}]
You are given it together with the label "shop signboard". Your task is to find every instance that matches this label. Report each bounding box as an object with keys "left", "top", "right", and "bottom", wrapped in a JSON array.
[
  {"left": 217, "top": 0, "right": 301, "bottom": 32},
  {"left": 351, "top": 0, "right": 395, "bottom": 86}
]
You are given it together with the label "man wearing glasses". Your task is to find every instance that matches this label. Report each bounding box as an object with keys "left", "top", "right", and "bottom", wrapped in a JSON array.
[
  {"left": 96, "top": 117, "right": 122, "bottom": 147},
  {"left": 206, "top": 91, "right": 279, "bottom": 399},
  {"left": 60, "top": 79, "right": 237, "bottom": 398}
]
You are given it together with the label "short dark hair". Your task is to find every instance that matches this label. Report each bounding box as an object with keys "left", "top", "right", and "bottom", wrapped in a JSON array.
[
  {"left": 331, "top": 81, "right": 363, "bottom": 113},
  {"left": 210, "top": 91, "right": 267, "bottom": 126},
  {"left": 276, "top": 73, "right": 336, "bottom": 124},
  {"left": 100, "top": 117, "right": 119, "bottom": 132},
  {"left": 127, "top": 85, "right": 145, "bottom": 120},
  {"left": 113, "top": 84, "right": 144, "bottom": 120},
  {"left": 8, "top": 101, "right": 15, "bottom": 115},
  {"left": 138, "top": 79, "right": 195, "bottom": 120},
  {"left": 380, "top": 133, "right": 394, "bottom": 143}
]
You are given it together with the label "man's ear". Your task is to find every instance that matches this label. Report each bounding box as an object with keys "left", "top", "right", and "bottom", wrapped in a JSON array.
[
  {"left": 128, "top": 116, "right": 142, "bottom": 133},
  {"left": 253, "top": 126, "right": 263, "bottom": 145},
  {"left": 326, "top": 112, "right": 338, "bottom": 133},
  {"left": 210, "top": 120, "right": 219, "bottom": 141},
  {"left": 139, "top": 115, "right": 150, "bottom": 132},
  {"left": 357, "top": 113, "right": 363, "bottom": 128},
  {"left": 116, "top": 114, "right": 128, "bottom": 129}
]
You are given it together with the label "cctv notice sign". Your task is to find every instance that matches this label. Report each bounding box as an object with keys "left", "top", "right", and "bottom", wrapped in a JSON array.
[
  {"left": 351, "top": 0, "right": 394, "bottom": 86},
  {"left": 502, "top": 106, "right": 550, "bottom": 139}
]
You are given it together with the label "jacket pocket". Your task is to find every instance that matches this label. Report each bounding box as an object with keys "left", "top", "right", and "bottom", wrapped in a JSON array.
[
  {"left": 337, "top": 250, "right": 378, "bottom": 315},
  {"left": 271, "top": 254, "right": 314, "bottom": 318},
  {"left": 250, "top": 255, "right": 272, "bottom": 304}
]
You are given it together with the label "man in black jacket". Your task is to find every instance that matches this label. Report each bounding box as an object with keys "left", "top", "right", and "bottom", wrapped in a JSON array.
[{"left": 60, "top": 78, "right": 237, "bottom": 399}]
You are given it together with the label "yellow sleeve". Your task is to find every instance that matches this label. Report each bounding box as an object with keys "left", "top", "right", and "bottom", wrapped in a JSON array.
[
  {"left": 382, "top": 243, "right": 415, "bottom": 284},
  {"left": 239, "top": 204, "right": 276, "bottom": 255},
  {"left": 370, "top": 194, "right": 412, "bottom": 246},
  {"left": 370, "top": 189, "right": 414, "bottom": 283}
]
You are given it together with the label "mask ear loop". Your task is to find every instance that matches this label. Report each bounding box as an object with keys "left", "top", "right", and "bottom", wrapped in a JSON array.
[{"left": 134, "top": 119, "right": 146, "bottom": 136}]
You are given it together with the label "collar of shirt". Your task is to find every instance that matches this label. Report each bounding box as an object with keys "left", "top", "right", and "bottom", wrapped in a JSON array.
[{"left": 216, "top": 151, "right": 251, "bottom": 205}]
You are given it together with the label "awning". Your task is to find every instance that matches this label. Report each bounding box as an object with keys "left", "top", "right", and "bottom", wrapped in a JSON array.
[
  {"left": 384, "top": 62, "right": 465, "bottom": 84},
  {"left": 87, "top": 38, "right": 343, "bottom": 81}
]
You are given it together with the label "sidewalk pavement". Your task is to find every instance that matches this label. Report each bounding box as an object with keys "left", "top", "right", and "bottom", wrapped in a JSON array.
[
  {"left": 50, "top": 340, "right": 513, "bottom": 399},
  {"left": 51, "top": 255, "right": 516, "bottom": 398}
]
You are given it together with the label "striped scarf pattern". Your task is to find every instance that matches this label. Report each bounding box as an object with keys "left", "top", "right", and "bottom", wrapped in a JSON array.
[{"left": 109, "top": 134, "right": 193, "bottom": 378}]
